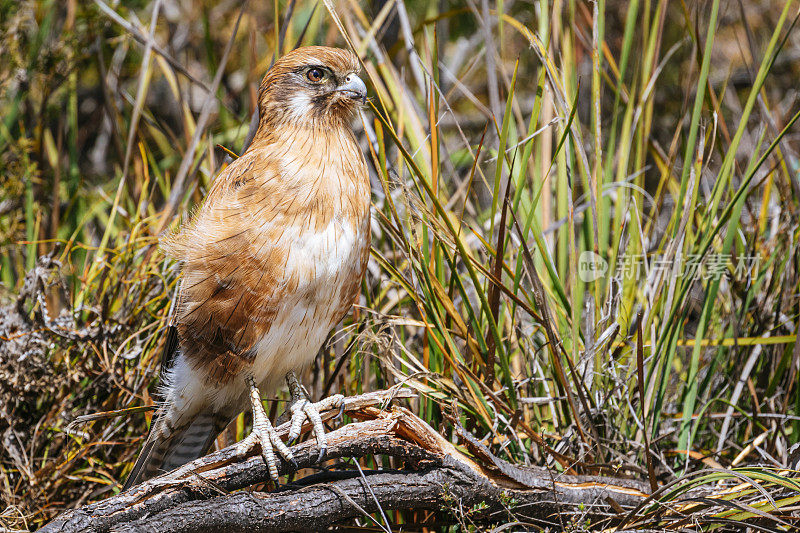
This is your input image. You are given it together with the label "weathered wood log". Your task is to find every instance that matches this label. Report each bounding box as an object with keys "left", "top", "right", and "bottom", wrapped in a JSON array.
[{"left": 41, "top": 387, "right": 653, "bottom": 532}]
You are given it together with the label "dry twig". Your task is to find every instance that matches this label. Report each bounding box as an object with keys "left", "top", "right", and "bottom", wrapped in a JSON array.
[{"left": 41, "top": 388, "right": 655, "bottom": 532}]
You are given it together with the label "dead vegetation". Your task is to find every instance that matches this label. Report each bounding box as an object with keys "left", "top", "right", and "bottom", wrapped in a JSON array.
[{"left": 2, "top": 0, "right": 800, "bottom": 530}]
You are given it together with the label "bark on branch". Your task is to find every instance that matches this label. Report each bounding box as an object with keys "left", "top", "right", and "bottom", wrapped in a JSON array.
[{"left": 42, "top": 388, "right": 653, "bottom": 532}]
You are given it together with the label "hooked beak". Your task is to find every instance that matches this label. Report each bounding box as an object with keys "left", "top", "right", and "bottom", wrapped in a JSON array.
[{"left": 337, "top": 74, "right": 367, "bottom": 103}]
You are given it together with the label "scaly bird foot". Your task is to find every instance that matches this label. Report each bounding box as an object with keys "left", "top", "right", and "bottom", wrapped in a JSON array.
[
  {"left": 237, "top": 376, "right": 295, "bottom": 480},
  {"left": 286, "top": 371, "right": 344, "bottom": 463}
]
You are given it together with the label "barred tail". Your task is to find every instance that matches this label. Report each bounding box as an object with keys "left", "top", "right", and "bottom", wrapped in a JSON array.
[{"left": 123, "top": 409, "right": 226, "bottom": 490}]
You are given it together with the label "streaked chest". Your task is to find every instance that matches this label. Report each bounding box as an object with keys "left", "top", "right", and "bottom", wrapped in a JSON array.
[
  {"left": 172, "top": 124, "right": 370, "bottom": 391},
  {"left": 246, "top": 130, "right": 370, "bottom": 386}
]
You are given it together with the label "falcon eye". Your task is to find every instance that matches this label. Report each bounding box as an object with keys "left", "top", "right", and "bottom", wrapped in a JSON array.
[{"left": 306, "top": 68, "right": 325, "bottom": 83}]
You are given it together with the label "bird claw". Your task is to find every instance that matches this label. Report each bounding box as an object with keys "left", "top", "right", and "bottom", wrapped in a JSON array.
[
  {"left": 317, "top": 445, "right": 327, "bottom": 464},
  {"left": 287, "top": 393, "right": 344, "bottom": 463},
  {"left": 235, "top": 419, "right": 295, "bottom": 481},
  {"left": 240, "top": 377, "right": 295, "bottom": 481},
  {"left": 333, "top": 400, "right": 346, "bottom": 421}
]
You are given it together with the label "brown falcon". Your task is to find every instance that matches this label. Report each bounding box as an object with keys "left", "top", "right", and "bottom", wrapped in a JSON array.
[{"left": 124, "top": 46, "right": 370, "bottom": 488}]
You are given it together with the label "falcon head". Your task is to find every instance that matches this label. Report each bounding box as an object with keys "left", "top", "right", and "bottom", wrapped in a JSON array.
[{"left": 257, "top": 46, "right": 366, "bottom": 129}]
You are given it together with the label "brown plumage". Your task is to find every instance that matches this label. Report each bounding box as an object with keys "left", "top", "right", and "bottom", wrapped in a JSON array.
[{"left": 124, "top": 46, "right": 370, "bottom": 489}]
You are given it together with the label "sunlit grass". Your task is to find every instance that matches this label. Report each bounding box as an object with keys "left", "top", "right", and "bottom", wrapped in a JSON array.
[{"left": 1, "top": 0, "right": 798, "bottom": 529}]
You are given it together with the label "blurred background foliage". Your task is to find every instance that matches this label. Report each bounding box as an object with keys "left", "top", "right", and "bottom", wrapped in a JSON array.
[{"left": 1, "top": 0, "right": 799, "bottom": 530}]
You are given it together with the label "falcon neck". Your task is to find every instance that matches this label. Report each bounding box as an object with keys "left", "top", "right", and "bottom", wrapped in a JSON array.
[
  {"left": 247, "top": 121, "right": 368, "bottom": 216},
  {"left": 255, "top": 108, "right": 354, "bottom": 137},
  {"left": 251, "top": 119, "right": 358, "bottom": 151}
]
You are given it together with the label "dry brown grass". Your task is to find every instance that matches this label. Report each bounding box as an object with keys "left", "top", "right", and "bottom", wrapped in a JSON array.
[{"left": 1, "top": 0, "right": 799, "bottom": 530}]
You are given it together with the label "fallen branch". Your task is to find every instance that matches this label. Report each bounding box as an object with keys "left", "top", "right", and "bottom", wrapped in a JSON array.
[{"left": 42, "top": 387, "right": 653, "bottom": 532}]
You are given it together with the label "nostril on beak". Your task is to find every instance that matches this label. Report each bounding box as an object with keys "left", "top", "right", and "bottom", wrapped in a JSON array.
[{"left": 338, "top": 74, "right": 367, "bottom": 103}]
